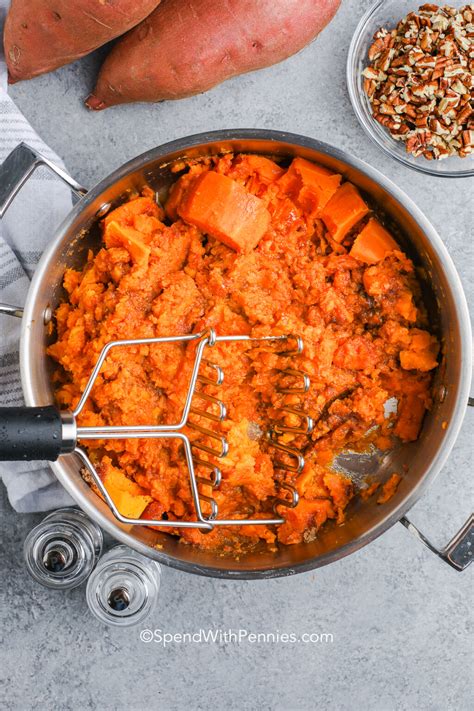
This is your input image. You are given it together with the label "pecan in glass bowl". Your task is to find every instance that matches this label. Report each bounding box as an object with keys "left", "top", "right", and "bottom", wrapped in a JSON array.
[{"left": 347, "top": 1, "right": 474, "bottom": 177}]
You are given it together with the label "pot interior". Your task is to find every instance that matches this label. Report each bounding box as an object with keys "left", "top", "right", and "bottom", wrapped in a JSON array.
[{"left": 21, "top": 133, "right": 469, "bottom": 577}]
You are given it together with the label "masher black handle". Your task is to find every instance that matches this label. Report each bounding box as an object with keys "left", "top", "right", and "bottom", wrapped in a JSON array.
[{"left": 0, "top": 406, "right": 67, "bottom": 461}]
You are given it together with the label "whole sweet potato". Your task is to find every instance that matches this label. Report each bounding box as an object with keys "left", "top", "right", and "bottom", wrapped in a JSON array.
[
  {"left": 86, "top": 0, "right": 340, "bottom": 110},
  {"left": 4, "top": 0, "right": 162, "bottom": 83}
]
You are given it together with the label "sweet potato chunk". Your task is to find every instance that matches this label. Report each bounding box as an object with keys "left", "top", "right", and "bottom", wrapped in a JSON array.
[
  {"left": 113, "top": 491, "right": 155, "bottom": 519},
  {"left": 104, "top": 221, "right": 151, "bottom": 266},
  {"left": 102, "top": 462, "right": 153, "bottom": 518},
  {"left": 395, "top": 291, "right": 417, "bottom": 322},
  {"left": 277, "top": 499, "right": 336, "bottom": 545},
  {"left": 363, "top": 258, "right": 418, "bottom": 322},
  {"left": 244, "top": 155, "right": 285, "bottom": 184},
  {"left": 399, "top": 329, "right": 439, "bottom": 372},
  {"left": 103, "top": 196, "right": 160, "bottom": 228},
  {"left": 350, "top": 218, "right": 399, "bottom": 263},
  {"left": 178, "top": 171, "right": 271, "bottom": 252},
  {"left": 279, "top": 157, "right": 341, "bottom": 214},
  {"left": 321, "top": 183, "right": 369, "bottom": 242}
]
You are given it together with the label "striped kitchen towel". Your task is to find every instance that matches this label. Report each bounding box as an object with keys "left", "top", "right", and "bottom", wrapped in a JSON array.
[{"left": 0, "top": 1, "right": 73, "bottom": 511}]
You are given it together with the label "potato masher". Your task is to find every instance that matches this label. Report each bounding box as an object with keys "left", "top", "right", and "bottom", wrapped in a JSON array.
[{"left": 0, "top": 329, "right": 313, "bottom": 532}]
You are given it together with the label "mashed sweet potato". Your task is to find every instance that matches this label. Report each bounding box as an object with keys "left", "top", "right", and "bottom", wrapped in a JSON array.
[{"left": 48, "top": 152, "right": 438, "bottom": 553}]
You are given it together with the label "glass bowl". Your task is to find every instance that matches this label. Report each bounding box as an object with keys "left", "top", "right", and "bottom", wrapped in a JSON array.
[{"left": 347, "top": 0, "right": 474, "bottom": 178}]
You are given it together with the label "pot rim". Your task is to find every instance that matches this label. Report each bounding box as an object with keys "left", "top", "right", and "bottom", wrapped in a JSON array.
[{"left": 20, "top": 129, "right": 472, "bottom": 579}]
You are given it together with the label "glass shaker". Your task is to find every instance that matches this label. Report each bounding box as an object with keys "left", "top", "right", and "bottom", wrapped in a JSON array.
[
  {"left": 23, "top": 507, "right": 103, "bottom": 589},
  {"left": 86, "top": 545, "right": 161, "bottom": 626}
]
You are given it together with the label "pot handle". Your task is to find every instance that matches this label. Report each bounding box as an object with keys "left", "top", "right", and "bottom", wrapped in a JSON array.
[
  {"left": 400, "top": 514, "right": 473, "bottom": 571},
  {"left": 0, "top": 303, "right": 23, "bottom": 318},
  {"left": 0, "top": 142, "right": 87, "bottom": 219},
  {"left": 400, "top": 398, "right": 473, "bottom": 571}
]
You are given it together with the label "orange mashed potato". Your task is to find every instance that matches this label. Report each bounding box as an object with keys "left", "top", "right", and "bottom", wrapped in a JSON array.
[{"left": 48, "top": 152, "right": 439, "bottom": 552}]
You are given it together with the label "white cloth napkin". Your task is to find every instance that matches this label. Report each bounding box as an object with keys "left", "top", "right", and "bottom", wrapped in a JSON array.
[{"left": 0, "top": 1, "right": 74, "bottom": 511}]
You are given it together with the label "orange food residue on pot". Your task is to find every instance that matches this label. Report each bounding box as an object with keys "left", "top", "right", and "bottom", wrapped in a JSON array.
[
  {"left": 377, "top": 473, "right": 402, "bottom": 505},
  {"left": 360, "top": 481, "right": 381, "bottom": 501}
]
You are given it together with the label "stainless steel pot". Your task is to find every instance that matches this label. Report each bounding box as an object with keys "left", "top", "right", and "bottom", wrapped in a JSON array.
[{"left": 0, "top": 130, "right": 472, "bottom": 577}]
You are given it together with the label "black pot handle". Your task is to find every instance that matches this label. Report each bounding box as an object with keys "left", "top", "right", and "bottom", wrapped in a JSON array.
[{"left": 0, "top": 406, "right": 75, "bottom": 461}]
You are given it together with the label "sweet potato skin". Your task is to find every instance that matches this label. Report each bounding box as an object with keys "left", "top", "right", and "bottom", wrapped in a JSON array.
[
  {"left": 86, "top": 0, "right": 341, "bottom": 109},
  {"left": 4, "top": 0, "right": 162, "bottom": 83}
]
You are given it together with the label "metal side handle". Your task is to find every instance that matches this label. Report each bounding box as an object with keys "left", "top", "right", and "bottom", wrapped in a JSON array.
[
  {"left": 401, "top": 397, "right": 474, "bottom": 571},
  {"left": 0, "top": 302, "right": 23, "bottom": 318},
  {"left": 400, "top": 514, "right": 473, "bottom": 571},
  {"left": 0, "top": 142, "right": 87, "bottom": 219},
  {"left": 0, "top": 143, "right": 88, "bottom": 318}
]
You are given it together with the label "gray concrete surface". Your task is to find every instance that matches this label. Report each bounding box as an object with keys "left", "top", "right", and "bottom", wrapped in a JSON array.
[{"left": 1, "top": 1, "right": 473, "bottom": 709}]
